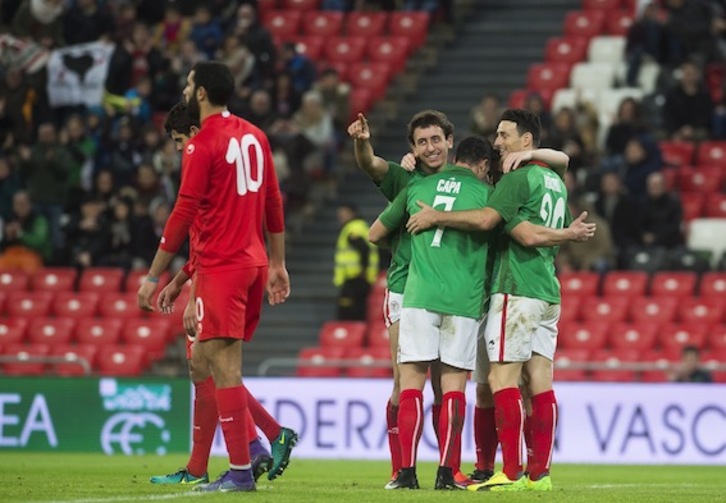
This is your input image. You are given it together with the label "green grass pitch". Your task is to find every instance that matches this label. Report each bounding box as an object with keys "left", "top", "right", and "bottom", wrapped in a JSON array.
[{"left": 1, "top": 453, "right": 724, "bottom": 502}]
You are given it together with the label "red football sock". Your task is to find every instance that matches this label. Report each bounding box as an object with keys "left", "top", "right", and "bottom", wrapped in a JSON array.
[
  {"left": 397, "top": 389, "right": 424, "bottom": 469},
  {"left": 437, "top": 391, "right": 465, "bottom": 469},
  {"left": 493, "top": 387, "right": 524, "bottom": 480},
  {"left": 246, "top": 408, "right": 257, "bottom": 441},
  {"left": 187, "top": 376, "right": 217, "bottom": 477},
  {"left": 386, "top": 400, "right": 402, "bottom": 475},
  {"left": 474, "top": 406, "right": 497, "bottom": 472},
  {"left": 244, "top": 385, "right": 281, "bottom": 442},
  {"left": 528, "top": 390, "right": 558, "bottom": 480},
  {"left": 216, "top": 385, "right": 251, "bottom": 468},
  {"left": 524, "top": 412, "right": 534, "bottom": 471},
  {"left": 431, "top": 403, "right": 442, "bottom": 445}
]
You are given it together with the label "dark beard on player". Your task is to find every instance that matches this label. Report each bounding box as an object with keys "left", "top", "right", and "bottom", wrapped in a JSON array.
[{"left": 187, "top": 91, "right": 201, "bottom": 124}]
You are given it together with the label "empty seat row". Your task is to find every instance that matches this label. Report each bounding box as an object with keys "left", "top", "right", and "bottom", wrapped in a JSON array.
[
  {"left": 297, "top": 346, "right": 392, "bottom": 378},
  {"left": 661, "top": 140, "right": 726, "bottom": 168},
  {"left": 561, "top": 296, "right": 726, "bottom": 325},
  {"left": 560, "top": 271, "right": 726, "bottom": 297},
  {"left": 0, "top": 267, "right": 171, "bottom": 294}
]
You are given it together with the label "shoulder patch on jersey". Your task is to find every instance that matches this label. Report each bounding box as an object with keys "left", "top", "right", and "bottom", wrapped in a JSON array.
[{"left": 186, "top": 144, "right": 195, "bottom": 154}]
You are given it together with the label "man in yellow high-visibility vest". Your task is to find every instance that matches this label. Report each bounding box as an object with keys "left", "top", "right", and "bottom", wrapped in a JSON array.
[{"left": 334, "top": 203, "right": 378, "bottom": 320}]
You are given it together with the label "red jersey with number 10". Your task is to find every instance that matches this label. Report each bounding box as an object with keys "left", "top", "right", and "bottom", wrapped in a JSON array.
[{"left": 160, "top": 111, "right": 284, "bottom": 273}]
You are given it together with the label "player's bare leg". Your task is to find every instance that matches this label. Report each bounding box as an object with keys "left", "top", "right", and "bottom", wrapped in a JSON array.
[
  {"left": 385, "top": 321, "right": 403, "bottom": 486},
  {"left": 522, "top": 354, "right": 556, "bottom": 491},
  {"left": 434, "top": 364, "right": 468, "bottom": 490}
]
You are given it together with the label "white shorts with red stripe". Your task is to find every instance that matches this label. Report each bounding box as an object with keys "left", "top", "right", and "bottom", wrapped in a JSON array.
[
  {"left": 482, "top": 293, "right": 560, "bottom": 366},
  {"left": 383, "top": 289, "right": 403, "bottom": 327}
]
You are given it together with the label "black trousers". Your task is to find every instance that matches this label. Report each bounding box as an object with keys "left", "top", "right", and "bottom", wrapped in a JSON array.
[{"left": 337, "top": 276, "right": 371, "bottom": 321}]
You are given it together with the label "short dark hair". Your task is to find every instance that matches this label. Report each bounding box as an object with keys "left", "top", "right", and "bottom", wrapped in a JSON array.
[
  {"left": 407, "top": 109, "right": 454, "bottom": 145},
  {"left": 164, "top": 101, "right": 199, "bottom": 135},
  {"left": 191, "top": 61, "right": 235, "bottom": 107},
  {"left": 454, "top": 135, "right": 499, "bottom": 167},
  {"left": 500, "top": 109, "right": 542, "bottom": 147},
  {"left": 682, "top": 345, "right": 701, "bottom": 357}
]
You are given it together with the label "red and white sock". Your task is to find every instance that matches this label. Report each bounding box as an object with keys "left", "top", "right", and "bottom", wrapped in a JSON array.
[
  {"left": 528, "top": 390, "right": 557, "bottom": 480},
  {"left": 493, "top": 387, "right": 524, "bottom": 480},
  {"left": 474, "top": 406, "right": 497, "bottom": 472},
  {"left": 244, "top": 385, "right": 281, "bottom": 442},
  {"left": 437, "top": 391, "right": 465, "bottom": 469},
  {"left": 397, "top": 389, "right": 424, "bottom": 469},
  {"left": 216, "top": 385, "right": 251, "bottom": 469},
  {"left": 386, "top": 399, "right": 402, "bottom": 476},
  {"left": 187, "top": 376, "right": 217, "bottom": 477}
]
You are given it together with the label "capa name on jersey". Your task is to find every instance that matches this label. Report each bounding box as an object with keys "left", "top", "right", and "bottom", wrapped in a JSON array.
[{"left": 437, "top": 178, "right": 461, "bottom": 194}]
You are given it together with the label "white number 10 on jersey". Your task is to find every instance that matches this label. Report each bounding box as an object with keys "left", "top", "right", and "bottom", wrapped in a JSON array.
[{"left": 226, "top": 134, "right": 264, "bottom": 195}]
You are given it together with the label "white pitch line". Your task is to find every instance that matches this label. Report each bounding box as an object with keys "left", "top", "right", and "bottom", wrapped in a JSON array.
[{"left": 46, "top": 492, "right": 204, "bottom": 503}]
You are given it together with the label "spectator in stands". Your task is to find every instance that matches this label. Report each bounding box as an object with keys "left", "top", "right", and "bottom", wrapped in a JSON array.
[
  {"left": 524, "top": 92, "right": 552, "bottom": 132},
  {"left": 593, "top": 171, "right": 644, "bottom": 262},
  {"left": 220, "top": 35, "right": 259, "bottom": 91},
  {"left": 189, "top": 6, "right": 223, "bottom": 60},
  {"left": 11, "top": 0, "right": 65, "bottom": 49},
  {"left": 135, "top": 162, "right": 172, "bottom": 210},
  {"left": 604, "top": 98, "right": 648, "bottom": 159},
  {"left": 469, "top": 93, "right": 502, "bottom": 140},
  {"left": 0, "top": 91, "right": 15, "bottom": 154},
  {"left": 294, "top": 90, "right": 337, "bottom": 179},
  {"left": 555, "top": 200, "right": 615, "bottom": 273},
  {"left": 169, "top": 39, "right": 207, "bottom": 92},
  {"left": 663, "top": 60, "right": 714, "bottom": 141},
  {"left": 0, "top": 156, "right": 22, "bottom": 220},
  {"left": 641, "top": 171, "right": 683, "bottom": 248},
  {"left": 663, "top": 0, "right": 714, "bottom": 63},
  {"left": 0, "top": 190, "right": 50, "bottom": 272},
  {"left": 63, "top": 0, "right": 115, "bottom": 46},
  {"left": 152, "top": 138, "right": 181, "bottom": 193},
  {"left": 123, "top": 76, "right": 153, "bottom": 124},
  {"left": 0, "top": 70, "right": 36, "bottom": 144},
  {"left": 273, "top": 72, "right": 302, "bottom": 119},
  {"left": 622, "top": 134, "right": 663, "bottom": 200},
  {"left": 625, "top": 2, "right": 674, "bottom": 87},
  {"left": 542, "top": 107, "right": 588, "bottom": 174},
  {"left": 243, "top": 88, "right": 281, "bottom": 132},
  {"left": 280, "top": 42, "right": 317, "bottom": 97},
  {"left": 99, "top": 196, "right": 135, "bottom": 269},
  {"left": 672, "top": 345, "right": 712, "bottom": 383},
  {"left": 64, "top": 194, "right": 110, "bottom": 268},
  {"left": 62, "top": 114, "right": 97, "bottom": 212},
  {"left": 313, "top": 68, "right": 351, "bottom": 136},
  {"left": 230, "top": 4, "right": 276, "bottom": 83},
  {"left": 151, "top": 4, "right": 191, "bottom": 54},
  {"left": 104, "top": 116, "right": 141, "bottom": 188}
]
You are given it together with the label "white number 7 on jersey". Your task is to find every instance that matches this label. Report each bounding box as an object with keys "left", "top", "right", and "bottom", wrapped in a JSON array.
[
  {"left": 430, "top": 195, "right": 457, "bottom": 247},
  {"left": 226, "top": 134, "right": 264, "bottom": 195}
]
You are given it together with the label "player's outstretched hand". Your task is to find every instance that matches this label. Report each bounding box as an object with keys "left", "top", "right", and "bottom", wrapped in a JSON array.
[
  {"left": 157, "top": 282, "right": 181, "bottom": 314},
  {"left": 266, "top": 265, "right": 291, "bottom": 306},
  {"left": 347, "top": 113, "right": 370, "bottom": 141},
  {"left": 569, "top": 211, "right": 597, "bottom": 242},
  {"left": 400, "top": 153, "right": 417, "bottom": 172},
  {"left": 137, "top": 279, "right": 157, "bottom": 312},
  {"left": 501, "top": 150, "right": 534, "bottom": 174},
  {"left": 406, "top": 201, "right": 438, "bottom": 234},
  {"left": 183, "top": 298, "right": 196, "bottom": 337}
]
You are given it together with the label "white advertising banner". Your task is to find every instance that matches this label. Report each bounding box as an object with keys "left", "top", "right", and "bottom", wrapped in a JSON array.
[{"left": 210, "top": 379, "right": 726, "bottom": 465}]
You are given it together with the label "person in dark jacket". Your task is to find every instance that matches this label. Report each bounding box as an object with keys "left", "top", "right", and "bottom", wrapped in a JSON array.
[
  {"left": 641, "top": 171, "right": 683, "bottom": 248},
  {"left": 593, "top": 171, "right": 644, "bottom": 255},
  {"left": 664, "top": 60, "right": 714, "bottom": 141}
]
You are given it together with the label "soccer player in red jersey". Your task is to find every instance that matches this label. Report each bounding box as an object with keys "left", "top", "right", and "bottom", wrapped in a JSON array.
[{"left": 137, "top": 61, "right": 290, "bottom": 492}]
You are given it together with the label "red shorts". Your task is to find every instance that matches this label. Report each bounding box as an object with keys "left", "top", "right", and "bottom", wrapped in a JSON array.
[{"left": 195, "top": 266, "right": 267, "bottom": 342}]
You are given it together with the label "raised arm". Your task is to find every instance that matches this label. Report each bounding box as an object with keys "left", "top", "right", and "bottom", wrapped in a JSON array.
[{"left": 348, "top": 113, "right": 389, "bottom": 183}]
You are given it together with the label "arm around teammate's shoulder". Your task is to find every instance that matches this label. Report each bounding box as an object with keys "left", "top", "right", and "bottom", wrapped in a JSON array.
[{"left": 509, "top": 211, "right": 596, "bottom": 248}]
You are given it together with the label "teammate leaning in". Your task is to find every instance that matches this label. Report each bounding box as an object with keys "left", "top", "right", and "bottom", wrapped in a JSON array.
[
  {"left": 408, "top": 110, "right": 594, "bottom": 491},
  {"left": 137, "top": 61, "right": 290, "bottom": 492},
  {"left": 147, "top": 101, "right": 297, "bottom": 486}
]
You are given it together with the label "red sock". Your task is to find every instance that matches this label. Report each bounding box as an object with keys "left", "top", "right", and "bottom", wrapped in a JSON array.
[
  {"left": 246, "top": 408, "right": 257, "bottom": 441},
  {"left": 216, "top": 385, "right": 250, "bottom": 468},
  {"left": 386, "top": 400, "right": 402, "bottom": 475},
  {"left": 397, "top": 389, "right": 424, "bottom": 469},
  {"left": 524, "top": 412, "right": 534, "bottom": 471},
  {"left": 431, "top": 403, "right": 442, "bottom": 445},
  {"left": 438, "top": 391, "right": 465, "bottom": 469},
  {"left": 187, "top": 376, "right": 218, "bottom": 477},
  {"left": 529, "top": 390, "right": 557, "bottom": 480},
  {"left": 474, "top": 406, "right": 497, "bottom": 472},
  {"left": 244, "top": 385, "right": 281, "bottom": 442},
  {"left": 493, "top": 387, "right": 524, "bottom": 480}
]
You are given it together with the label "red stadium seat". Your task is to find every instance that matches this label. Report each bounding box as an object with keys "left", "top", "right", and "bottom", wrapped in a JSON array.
[
  {"left": 544, "top": 37, "right": 589, "bottom": 64},
  {"left": 98, "top": 292, "right": 139, "bottom": 318},
  {"left": 347, "top": 62, "right": 392, "bottom": 101},
  {"left": 345, "top": 347, "right": 391, "bottom": 378},
  {"left": 659, "top": 141, "right": 695, "bottom": 167},
  {"left": 0, "top": 269, "right": 30, "bottom": 292},
  {"left": 50, "top": 343, "right": 97, "bottom": 376},
  {"left": 608, "top": 322, "right": 658, "bottom": 351},
  {"left": 123, "top": 271, "right": 170, "bottom": 293},
  {"left": 559, "top": 295, "right": 580, "bottom": 323},
  {"left": 320, "top": 60, "right": 349, "bottom": 81},
  {"left": 349, "top": 88, "right": 373, "bottom": 121},
  {"left": 679, "top": 192, "right": 705, "bottom": 221},
  {"left": 699, "top": 272, "right": 726, "bottom": 297},
  {"left": 701, "top": 350, "right": 726, "bottom": 383},
  {"left": 0, "top": 318, "right": 28, "bottom": 345},
  {"left": 367, "top": 36, "right": 411, "bottom": 73},
  {"left": 628, "top": 296, "right": 677, "bottom": 324},
  {"left": 558, "top": 321, "right": 608, "bottom": 350},
  {"left": 640, "top": 352, "right": 676, "bottom": 382},
  {"left": 281, "top": 0, "right": 319, "bottom": 10},
  {"left": 258, "top": 0, "right": 279, "bottom": 13},
  {"left": 526, "top": 63, "right": 572, "bottom": 92},
  {"left": 606, "top": 10, "right": 634, "bottom": 35},
  {"left": 262, "top": 10, "right": 302, "bottom": 40},
  {"left": 659, "top": 323, "right": 708, "bottom": 354},
  {"left": 602, "top": 271, "right": 648, "bottom": 297},
  {"left": 319, "top": 321, "right": 366, "bottom": 348},
  {"left": 2, "top": 342, "right": 50, "bottom": 375},
  {"left": 388, "top": 12, "right": 429, "bottom": 49},
  {"left": 366, "top": 289, "right": 386, "bottom": 325},
  {"left": 563, "top": 11, "right": 606, "bottom": 39},
  {"left": 323, "top": 36, "right": 366, "bottom": 64},
  {"left": 6, "top": 291, "right": 53, "bottom": 318},
  {"left": 366, "top": 321, "right": 390, "bottom": 348},
  {"left": 508, "top": 89, "right": 529, "bottom": 109},
  {"left": 79, "top": 268, "right": 124, "bottom": 293},
  {"left": 75, "top": 318, "right": 123, "bottom": 346},
  {"left": 661, "top": 167, "right": 678, "bottom": 190},
  {"left": 704, "top": 193, "right": 726, "bottom": 218},
  {"left": 297, "top": 346, "right": 345, "bottom": 377},
  {"left": 677, "top": 298, "right": 724, "bottom": 325},
  {"left": 27, "top": 317, "right": 75, "bottom": 346},
  {"left": 97, "top": 345, "right": 146, "bottom": 376},
  {"left": 580, "top": 296, "right": 629, "bottom": 322},
  {"left": 696, "top": 141, "right": 726, "bottom": 167},
  {"left": 346, "top": 12, "right": 387, "bottom": 38},
  {"left": 559, "top": 271, "right": 600, "bottom": 296},
  {"left": 52, "top": 292, "right": 100, "bottom": 319},
  {"left": 30, "top": 268, "right": 76, "bottom": 292},
  {"left": 582, "top": 0, "right": 622, "bottom": 10},
  {"left": 590, "top": 349, "right": 640, "bottom": 382},
  {"left": 677, "top": 166, "right": 723, "bottom": 193},
  {"left": 302, "top": 11, "right": 343, "bottom": 37},
  {"left": 293, "top": 35, "right": 325, "bottom": 60},
  {"left": 121, "top": 318, "right": 171, "bottom": 362},
  {"left": 554, "top": 348, "right": 590, "bottom": 381},
  {"left": 650, "top": 272, "right": 697, "bottom": 298},
  {"left": 0, "top": 291, "right": 5, "bottom": 313},
  {"left": 707, "top": 324, "right": 726, "bottom": 352}
]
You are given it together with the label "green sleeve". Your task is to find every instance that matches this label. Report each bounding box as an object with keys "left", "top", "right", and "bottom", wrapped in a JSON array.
[
  {"left": 378, "top": 162, "right": 414, "bottom": 201},
  {"left": 564, "top": 204, "right": 573, "bottom": 227},
  {"left": 379, "top": 188, "right": 408, "bottom": 230},
  {"left": 20, "top": 216, "right": 49, "bottom": 252},
  {"left": 504, "top": 214, "right": 526, "bottom": 234},
  {"left": 487, "top": 171, "right": 531, "bottom": 222}
]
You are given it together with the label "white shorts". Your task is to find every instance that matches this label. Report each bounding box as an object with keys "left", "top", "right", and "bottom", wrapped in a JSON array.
[
  {"left": 484, "top": 293, "right": 560, "bottom": 363},
  {"left": 473, "top": 316, "right": 490, "bottom": 384},
  {"left": 383, "top": 290, "right": 403, "bottom": 327},
  {"left": 398, "top": 307, "right": 480, "bottom": 370}
]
